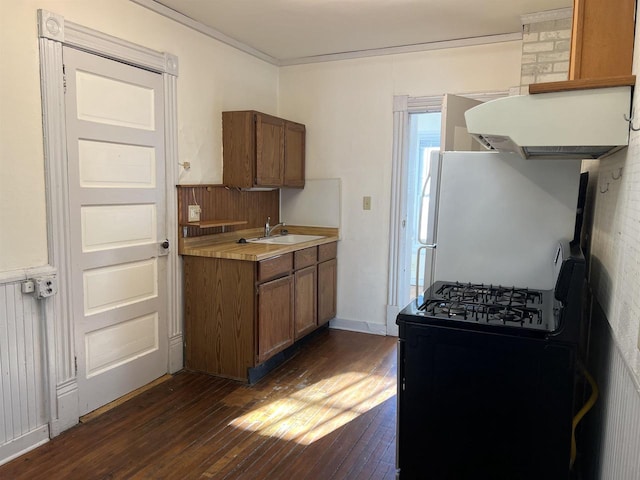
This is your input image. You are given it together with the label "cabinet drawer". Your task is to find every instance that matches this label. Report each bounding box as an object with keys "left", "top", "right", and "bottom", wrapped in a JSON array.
[
  {"left": 294, "top": 247, "right": 317, "bottom": 270},
  {"left": 258, "top": 253, "right": 293, "bottom": 282},
  {"left": 318, "top": 242, "right": 337, "bottom": 262}
]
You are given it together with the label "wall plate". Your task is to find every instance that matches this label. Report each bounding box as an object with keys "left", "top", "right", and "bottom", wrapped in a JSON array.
[{"left": 188, "top": 205, "right": 201, "bottom": 222}]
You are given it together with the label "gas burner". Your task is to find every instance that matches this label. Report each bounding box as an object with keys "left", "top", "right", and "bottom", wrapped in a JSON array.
[
  {"left": 488, "top": 306, "right": 541, "bottom": 325},
  {"left": 494, "top": 288, "right": 542, "bottom": 306},
  {"left": 420, "top": 300, "right": 478, "bottom": 319},
  {"left": 419, "top": 282, "right": 546, "bottom": 328}
]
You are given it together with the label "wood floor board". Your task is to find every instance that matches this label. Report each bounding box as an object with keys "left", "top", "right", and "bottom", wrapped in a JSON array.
[{"left": 0, "top": 329, "right": 397, "bottom": 480}]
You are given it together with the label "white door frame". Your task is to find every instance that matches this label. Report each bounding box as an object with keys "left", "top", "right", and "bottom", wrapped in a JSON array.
[{"left": 37, "top": 9, "right": 181, "bottom": 436}]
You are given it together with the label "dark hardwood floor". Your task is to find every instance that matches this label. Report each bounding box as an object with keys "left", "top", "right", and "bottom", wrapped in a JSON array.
[{"left": 0, "top": 329, "right": 398, "bottom": 480}]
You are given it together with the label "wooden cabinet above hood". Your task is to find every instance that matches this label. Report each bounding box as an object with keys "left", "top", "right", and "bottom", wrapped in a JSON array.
[{"left": 530, "top": 0, "right": 636, "bottom": 94}]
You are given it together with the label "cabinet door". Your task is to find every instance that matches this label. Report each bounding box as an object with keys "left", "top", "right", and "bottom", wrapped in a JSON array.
[
  {"left": 284, "top": 121, "right": 305, "bottom": 187},
  {"left": 295, "top": 265, "right": 317, "bottom": 339},
  {"left": 256, "top": 113, "right": 285, "bottom": 187},
  {"left": 257, "top": 275, "right": 294, "bottom": 363},
  {"left": 222, "top": 111, "right": 255, "bottom": 188},
  {"left": 318, "top": 258, "right": 337, "bottom": 325}
]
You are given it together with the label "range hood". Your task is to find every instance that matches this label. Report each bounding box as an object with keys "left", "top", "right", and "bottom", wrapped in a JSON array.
[{"left": 464, "top": 86, "right": 631, "bottom": 159}]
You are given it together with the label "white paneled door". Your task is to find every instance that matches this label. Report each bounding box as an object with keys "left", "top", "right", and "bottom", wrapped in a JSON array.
[{"left": 63, "top": 46, "right": 169, "bottom": 415}]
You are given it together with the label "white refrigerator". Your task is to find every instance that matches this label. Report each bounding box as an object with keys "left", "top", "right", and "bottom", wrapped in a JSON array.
[{"left": 419, "top": 151, "right": 582, "bottom": 291}]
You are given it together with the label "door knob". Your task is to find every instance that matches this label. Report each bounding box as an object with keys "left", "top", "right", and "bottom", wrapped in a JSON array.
[{"left": 161, "top": 239, "right": 170, "bottom": 249}]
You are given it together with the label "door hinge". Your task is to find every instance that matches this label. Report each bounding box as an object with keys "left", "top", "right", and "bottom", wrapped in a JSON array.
[
  {"left": 63, "top": 67, "right": 67, "bottom": 94},
  {"left": 74, "top": 355, "right": 78, "bottom": 375}
]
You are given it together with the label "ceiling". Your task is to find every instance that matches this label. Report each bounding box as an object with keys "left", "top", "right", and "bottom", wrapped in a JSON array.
[{"left": 139, "top": 0, "right": 572, "bottom": 65}]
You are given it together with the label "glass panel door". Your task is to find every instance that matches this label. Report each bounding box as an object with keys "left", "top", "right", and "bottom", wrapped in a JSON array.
[{"left": 406, "top": 112, "right": 441, "bottom": 300}]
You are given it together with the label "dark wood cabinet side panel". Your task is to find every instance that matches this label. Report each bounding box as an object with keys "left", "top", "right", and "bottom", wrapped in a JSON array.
[
  {"left": 295, "top": 266, "right": 317, "bottom": 340},
  {"left": 223, "top": 111, "right": 255, "bottom": 188},
  {"left": 318, "top": 258, "right": 337, "bottom": 325},
  {"left": 184, "top": 256, "right": 255, "bottom": 380}
]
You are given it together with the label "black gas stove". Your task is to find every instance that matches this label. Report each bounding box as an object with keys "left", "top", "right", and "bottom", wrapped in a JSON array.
[
  {"left": 395, "top": 243, "right": 586, "bottom": 480},
  {"left": 416, "top": 281, "right": 555, "bottom": 333}
]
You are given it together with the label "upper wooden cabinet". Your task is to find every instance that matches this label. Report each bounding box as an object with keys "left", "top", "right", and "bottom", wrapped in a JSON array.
[
  {"left": 223, "top": 110, "right": 305, "bottom": 189},
  {"left": 569, "top": 0, "right": 635, "bottom": 80}
]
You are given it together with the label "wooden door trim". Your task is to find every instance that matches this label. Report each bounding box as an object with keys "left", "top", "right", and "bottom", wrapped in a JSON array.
[{"left": 38, "top": 9, "right": 180, "bottom": 436}]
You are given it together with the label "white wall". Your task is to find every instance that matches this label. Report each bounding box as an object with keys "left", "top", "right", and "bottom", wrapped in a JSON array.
[
  {"left": 587, "top": 13, "right": 640, "bottom": 393},
  {"left": 278, "top": 43, "right": 522, "bottom": 329},
  {"left": 0, "top": 0, "right": 279, "bottom": 272}
]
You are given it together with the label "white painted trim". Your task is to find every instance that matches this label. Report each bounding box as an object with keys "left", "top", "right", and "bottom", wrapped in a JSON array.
[
  {"left": 38, "top": 31, "right": 77, "bottom": 436},
  {"left": 38, "top": 9, "right": 178, "bottom": 75},
  {"left": 163, "top": 66, "right": 182, "bottom": 374},
  {"left": 37, "top": 9, "right": 180, "bottom": 437},
  {"left": 386, "top": 99, "right": 410, "bottom": 336},
  {"left": 279, "top": 33, "right": 523, "bottom": 66},
  {"left": 0, "top": 427, "right": 49, "bottom": 467},
  {"left": 130, "top": 0, "right": 521, "bottom": 66},
  {"left": 329, "top": 318, "right": 387, "bottom": 336},
  {"left": 131, "top": 0, "right": 277, "bottom": 65},
  {"left": 0, "top": 265, "right": 57, "bottom": 285},
  {"left": 520, "top": 7, "right": 573, "bottom": 26}
]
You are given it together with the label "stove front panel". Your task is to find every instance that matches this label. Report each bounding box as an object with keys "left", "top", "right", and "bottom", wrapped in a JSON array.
[{"left": 397, "top": 322, "right": 576, "bottom": 480}]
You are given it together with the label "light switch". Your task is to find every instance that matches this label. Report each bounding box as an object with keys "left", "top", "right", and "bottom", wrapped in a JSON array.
[{"left": 363, "top": 196, "right": 372, "bottom": 210}]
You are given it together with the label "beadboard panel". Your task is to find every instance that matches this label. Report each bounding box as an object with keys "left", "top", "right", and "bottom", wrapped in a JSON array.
[
  {"left": 598, "top": 342, "right": 640, "bottom": 479},
  {"left": 580, "top": 299, "right": 640, "bottom": 479},
  {"left": 0, "top": 279, "right": 49, "bottom": 463}
]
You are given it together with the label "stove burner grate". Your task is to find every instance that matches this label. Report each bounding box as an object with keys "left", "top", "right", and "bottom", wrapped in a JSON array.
[{"left": 419, "top": 282, "right": 545, "bottom": 328}]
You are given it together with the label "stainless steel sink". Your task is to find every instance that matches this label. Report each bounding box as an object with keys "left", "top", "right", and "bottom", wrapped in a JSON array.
[{"left": 247, "top": 234, "right": 325, "bottom": 245}]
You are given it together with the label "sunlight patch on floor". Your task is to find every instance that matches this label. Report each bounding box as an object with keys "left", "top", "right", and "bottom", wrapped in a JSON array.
[{"left": 228, "top": 371, "right": 395, "bottom": 445}]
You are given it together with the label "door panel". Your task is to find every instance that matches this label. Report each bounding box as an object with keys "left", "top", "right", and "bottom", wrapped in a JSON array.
[
  {"left": 82, "top": 259, "right": 157, "bottom": 315},
  {"left": 85, "top": 313, "right": 159, "bottom": 377},
  {"left": 63, "top": 46, "right": 168, "bottom": 415},
  {"left": 78, "top": 140, "right": 156, "bottom": 188},
  {"left": 75, "top": 70, "right": 156, "bottom": 130},
  {"left": 81, "top": 204, "right": 156, "bottom": 251}
]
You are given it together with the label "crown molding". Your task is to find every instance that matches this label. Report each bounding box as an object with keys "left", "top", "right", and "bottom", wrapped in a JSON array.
[
  {"left": 131, "top": 0, "right": 279, "bottom": 65},
  {"left": 279, "top": 33, "right": 522, "bottom": 66},
  {"left": 132, "top": 0, "right": 522, "bottom": 67}
]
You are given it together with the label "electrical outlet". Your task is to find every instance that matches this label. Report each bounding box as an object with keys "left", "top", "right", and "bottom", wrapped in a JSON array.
[
  {"left": 188, "top": 205, "right": 201, "bottom": 222},
  {"left": 363, "top": 196, "right": 372, "bottom": 210},
  {"left": 34, "top": 275, "right": 57, "bottom": 299}
]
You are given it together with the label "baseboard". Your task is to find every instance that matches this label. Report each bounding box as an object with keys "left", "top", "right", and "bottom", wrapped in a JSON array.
[
  {"left": 0, "top": 426, "right": 49, "bottom": 466},
  {"left": 49, "top": 379, "right": 79, "bottom": 437},
  {"left": 329, "top": 317, "right": 388, "bottom": 336},
  {"left": 169, "top": 334, "right": 183, "bottom": 374}
]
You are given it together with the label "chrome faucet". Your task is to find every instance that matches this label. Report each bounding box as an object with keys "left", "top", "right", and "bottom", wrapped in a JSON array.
[{"left": 264, "top": 216, "right": 285, "bottom": 237}]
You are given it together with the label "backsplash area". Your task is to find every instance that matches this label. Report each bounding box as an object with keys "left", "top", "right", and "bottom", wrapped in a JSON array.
[
  {"left": 176, "top": 185, "right": 279, "bottom": 239},
  {"left": 519, "top": 8, "right": 573, "bottom": 91}
]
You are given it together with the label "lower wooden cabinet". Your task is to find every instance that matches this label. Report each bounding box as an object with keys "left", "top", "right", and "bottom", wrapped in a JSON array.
[
  {"left": 318, "top": 242, "right": 338, "bottom": 325},
  {"left": 318, "top": 258, "right": 337, "bottom": 325},
  {"left": 294, "top": 265, "right": 317, "bottom": 339},
  {"left": 183, "top": 241, "right": 338, "bottom": 383},
  {"left": 257, "top": 275, "right": 294, "bottom": 363}
]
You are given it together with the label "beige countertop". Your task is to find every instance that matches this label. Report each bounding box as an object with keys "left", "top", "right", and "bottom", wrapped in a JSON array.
[{"left": 179, "top": 226, "right": 339, "bottom": 261}]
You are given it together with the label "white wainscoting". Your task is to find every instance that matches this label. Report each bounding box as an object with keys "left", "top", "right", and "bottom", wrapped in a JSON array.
[
  {"left": 596, "top": 340, "right": 640, "bottom": 479},
  {"left": 0, "top": 272, "right": 50, "bottom": 465}
]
